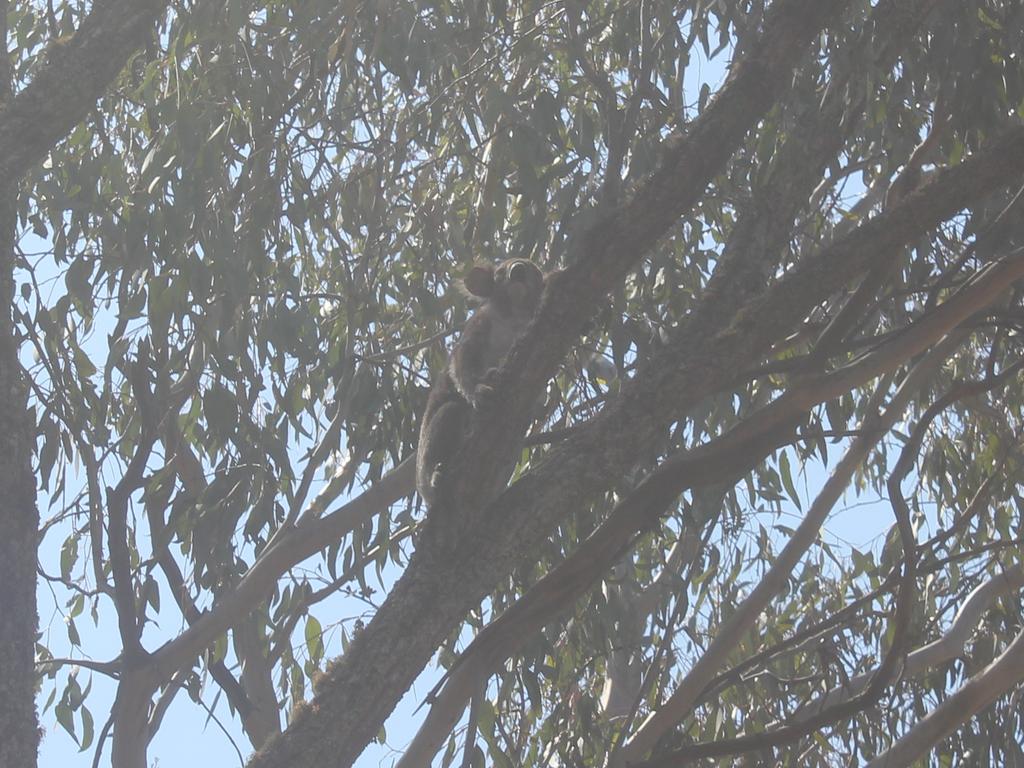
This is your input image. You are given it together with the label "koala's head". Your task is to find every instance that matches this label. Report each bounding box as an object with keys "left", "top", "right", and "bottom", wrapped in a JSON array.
[{"left": 462, "top": 259, "right": 545, "bottom": 316}]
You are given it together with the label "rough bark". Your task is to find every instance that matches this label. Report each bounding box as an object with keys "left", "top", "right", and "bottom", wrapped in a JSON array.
[
  {"left": 399, "top": 245, "right": 1024, "bottom": 767},
  {"left": 243, "top": 3, "right": 859, "bottom": 765},
  {"left": 255, "top": 111, "right": 1023, "bottom": 768},
  {"left": 309, "top": 123, "right": 1024, "bottom": 768},
  {"left": 0, "top": 0, "right": 170, "bottom": 181},
  {"left": 0, "top": 1, "right": 172, "bottom": 764},
  {"left": 0, "top": 2, "right": 40, "bottom": 764},
  {"left": 248, "top": 3, "right": 1024, "bottom": 764},
  {"left": 0, "top": 143, "right": 41, "bottom": 768}
]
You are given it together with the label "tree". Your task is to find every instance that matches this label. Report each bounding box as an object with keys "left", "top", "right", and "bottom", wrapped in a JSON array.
[
  {"left": 12, "top": 0, "right": 1024, "bottom": 766},
  {"left": 2, "top": 1, "right": 171, "bottom": 765}
]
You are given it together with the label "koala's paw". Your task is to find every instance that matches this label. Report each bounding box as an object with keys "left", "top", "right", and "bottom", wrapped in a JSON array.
[
  {"left": 473, "top": 384, "right": 499, "bottom": 410},
  {"left": 473, "top": 368, "right": 501, "bottom": 408}
]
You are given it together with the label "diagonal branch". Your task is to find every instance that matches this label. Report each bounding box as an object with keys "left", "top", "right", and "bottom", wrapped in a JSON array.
[
  {"left": 628, "top": 345, "right": 952, "bottom": 767},
  {"left": 633, "top": 349, "right": 1024, "bottom": 765},
  {"left": 701, "top": 433, "right": 1009, "bottom": 712},
  {"left": 404, "top": 7, "right": 941, "bottom": 751},
  {"left": 253, "top": 73, "right": 1024, "bottom": 768},
  {"left": 397, "top": 237, "right": 1024, "bottom": 768},
  {"left": 150, "top": 456, "right": 414, "bottom": 680},
  {"left": 0, "top": 0, "right": 171, "bottom": 180},
  {"left": 441, "top": 0, "right": 858, "bottom": 524},
  {"left": 796, "top": 565, "right": 1024, "bottom": 721},
  {"left": 863, "top": 612, "right": 1024, "bottom": 767},
  {"left": 246, "top": 4, "right": 856, "bottom": 766}
]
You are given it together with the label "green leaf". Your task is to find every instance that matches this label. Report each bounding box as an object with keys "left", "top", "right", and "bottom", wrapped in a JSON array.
[
  {"left": 305, "top": 615, "right": 324, "bottom": 663},
  {"left": 79, "top": 706, "right": 94, "bottom": 751},
  {"left": 65, "top": 257, "right": 93, "bottom": 309},
  {"left": 60, "top": 536, "right": 79, "bottom": 581},
  {"left": 779, "top": 451, "right": 801, "bottom": 511},
  {"left": 56, "top": 701, "right": 76, "bottom": 742}
]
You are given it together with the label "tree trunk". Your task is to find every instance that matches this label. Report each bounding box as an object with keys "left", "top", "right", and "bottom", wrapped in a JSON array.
[
  {"left": 0, "top": 1, "right": 40, "bottom": 762},
  {"left": 0, "top": 132, "right": 40, "bottom": 768}
]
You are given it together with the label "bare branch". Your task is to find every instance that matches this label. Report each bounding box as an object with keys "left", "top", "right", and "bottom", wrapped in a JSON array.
[
  {"left": 797, "top": 565, "right": 1024, "bottom": 720},
  {"left": 630, "top": 349, "right": 1024, "bottom": 765},
  {"left": 151, "top": 457, "right": 414, "bottom": 680},
  {"left": 617, "top": 351, "right": 947, "bottom": 764},
  {"left": 36, "top": 657, "right": 120, "bottom": 677},
  {"left": 863, "top": 617, "right": 1024, "bottom": 767}
]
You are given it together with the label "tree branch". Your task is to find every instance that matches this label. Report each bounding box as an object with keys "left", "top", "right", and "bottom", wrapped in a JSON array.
[
  {"left": 401, "top": 240, "right": 1024, "bottom": 767},
  {"left": 863, "top": 614, "right": 1024, "bottom": 767},
  {"left": 633, "top": 353, "right": 1024, "bottom": 765},
  {"left": 0, "top": 0, "right": 170, "bottom": 180},
  {"left": 246, "top": 3, "right": 856, "bottom": 766},
  {"left": 150, "top": 457, "right": 414, "bottom": 680},
  {"left": 796, "top": 565, "right": 1024, "bottom": 721},
  {"left": 254, "top": 67, "right": 1024, "bottom": 768}
]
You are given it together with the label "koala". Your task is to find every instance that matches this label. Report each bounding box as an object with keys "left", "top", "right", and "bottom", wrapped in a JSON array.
[{"left": 416, "top": 258, "right": 545, "bottom": 505}]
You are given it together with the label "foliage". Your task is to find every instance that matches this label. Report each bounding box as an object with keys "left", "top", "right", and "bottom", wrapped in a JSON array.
[{"left": 14, "top": 0, "right": 1024, "bottom": 766}]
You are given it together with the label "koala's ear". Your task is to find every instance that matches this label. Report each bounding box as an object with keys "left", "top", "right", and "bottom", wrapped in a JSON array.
[{"left": 462, "top": 264, "right": 495, "bottom": 298}]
